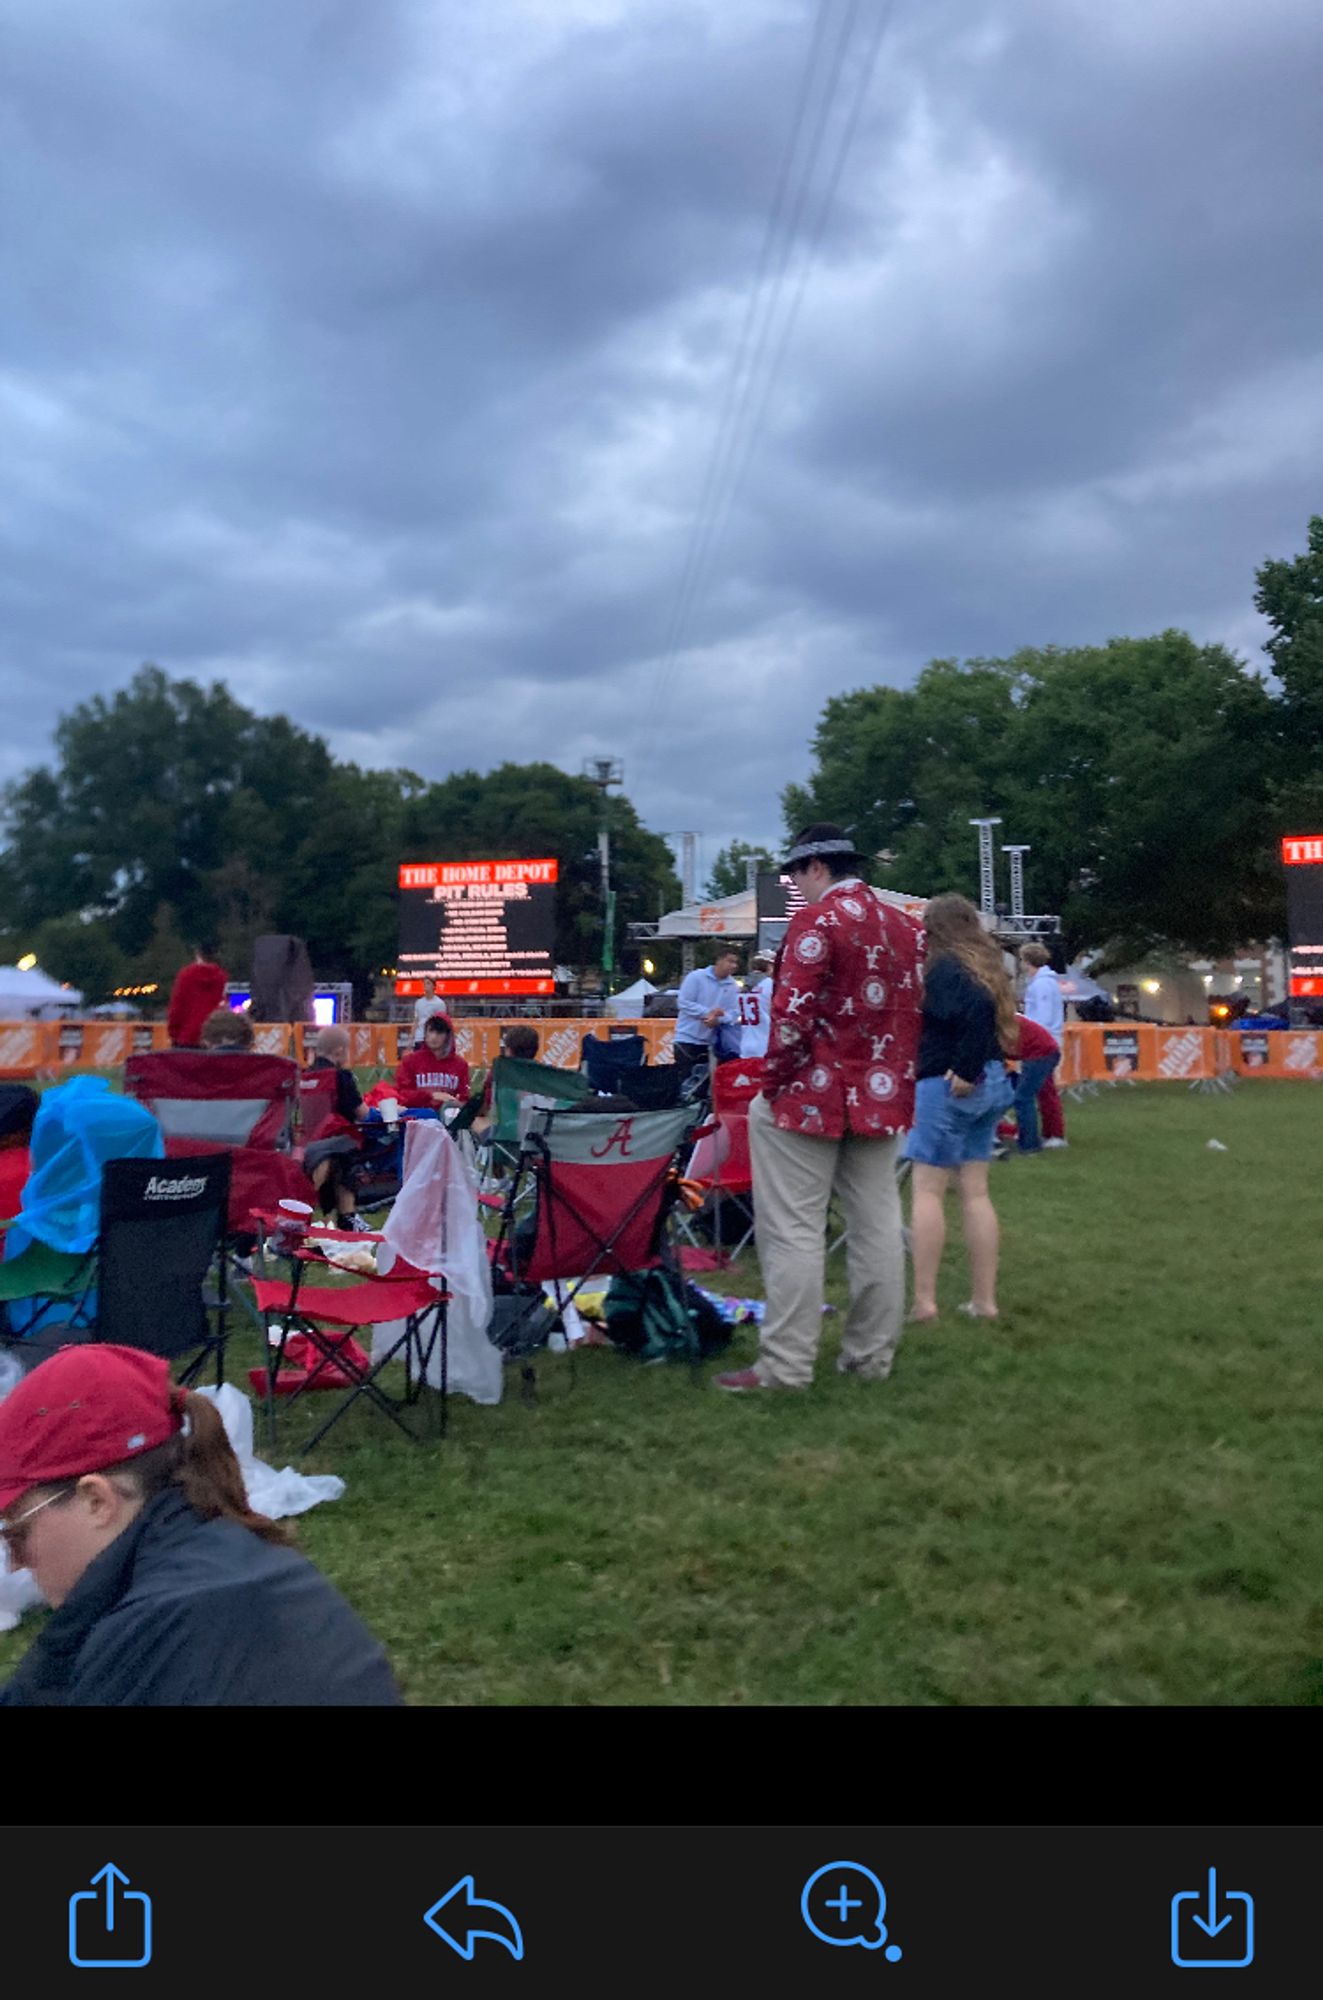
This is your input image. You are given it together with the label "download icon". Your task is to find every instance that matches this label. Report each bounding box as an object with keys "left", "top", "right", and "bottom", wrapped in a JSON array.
[{"left": 1171, "top": 1867, "right": 1254, "bottom": 1969}]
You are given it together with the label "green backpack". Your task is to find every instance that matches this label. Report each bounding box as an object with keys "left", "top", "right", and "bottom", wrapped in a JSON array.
[{"left": 604, "top": 1270, "right": 731, "bottom": 1364}]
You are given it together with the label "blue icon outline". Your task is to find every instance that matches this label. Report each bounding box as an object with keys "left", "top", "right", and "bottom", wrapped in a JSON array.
[
  {"left": 424, "top": 1875, "right": 524, "bottom": 1962},
  {"left": 68, "top": 1862, "right": 153, "bottom": 1970},
  {"left": 1171, "top": 1867, "right": 1254, "bottom": 1970},
  {"left": 801, "top": 1859, "right": 898, "bottom": 1956}
]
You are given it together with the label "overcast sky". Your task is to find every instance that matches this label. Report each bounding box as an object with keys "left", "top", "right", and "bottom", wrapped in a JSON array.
[{"left": 3, "top": 0, "right": 1320, "bottom": 886}]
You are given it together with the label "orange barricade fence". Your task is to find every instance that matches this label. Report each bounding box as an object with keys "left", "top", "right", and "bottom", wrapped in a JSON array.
[
  {"left": 0, "top": 1017, "right": 680, "bottom": 1078},
  {"left": 1228, "top": 1026, "right": 1323, "bottom": 1078},
  {"left": 2, "top": 1019, "right": 1320, "bottom": 1082},
  {"left": 1056, "top": 1025, "right": 1090, "bottom": 1090}
]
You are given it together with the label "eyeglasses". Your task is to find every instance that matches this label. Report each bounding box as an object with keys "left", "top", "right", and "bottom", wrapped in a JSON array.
[{"left": 0, "top": 1484, "right": 76, "bottom": 1561}]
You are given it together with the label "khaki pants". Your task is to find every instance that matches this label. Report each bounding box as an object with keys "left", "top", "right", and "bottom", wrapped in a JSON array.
[{"left": 748, "top": 1093, "right": 905, "bottom": 1388}]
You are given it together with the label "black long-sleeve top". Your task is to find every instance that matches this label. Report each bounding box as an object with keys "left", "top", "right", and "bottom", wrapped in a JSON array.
[
  {"left": 310, "top": 1054, "right": 363, "bottom": 1122},
  {"left": 916, "top": 955, "right": 1005, "bottom": 1084}
]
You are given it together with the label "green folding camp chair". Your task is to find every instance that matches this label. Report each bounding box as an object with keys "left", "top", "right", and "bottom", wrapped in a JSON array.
[
  {"left": 476, "top": 1058, "right": 594, "bottom": 1211},
  {"left": 0, "top": 1223, "right": 97, "bottom": 1352}
]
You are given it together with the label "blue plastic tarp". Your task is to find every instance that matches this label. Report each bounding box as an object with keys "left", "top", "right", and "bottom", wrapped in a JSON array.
[{"left": 8, "top": 1077, "right": 164, "bottom": 1260}]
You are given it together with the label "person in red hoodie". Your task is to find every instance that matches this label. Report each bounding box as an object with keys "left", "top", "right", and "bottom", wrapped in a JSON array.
[
  {"left": 1010, "top": 1013, "right": 1061, "bottom": 1154},
  {"left": 393, "top": 1013, "right": 471, "bottom": 1110},
  {"left": 166, "top": 948, "right": 228, "bottom": 1047}
]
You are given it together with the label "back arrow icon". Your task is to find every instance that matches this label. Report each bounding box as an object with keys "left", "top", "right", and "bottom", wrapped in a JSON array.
[{"left": 424, "top": 1876, "right": 524, "bottom": 1961}]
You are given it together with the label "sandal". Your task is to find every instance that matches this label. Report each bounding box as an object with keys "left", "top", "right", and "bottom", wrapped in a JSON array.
[
  {"left": 957, "top": 1301, "right": 999, "bottom": 1320},
  {"left": 906, "top": 1307, "right": 939, "bottom": 1325}
]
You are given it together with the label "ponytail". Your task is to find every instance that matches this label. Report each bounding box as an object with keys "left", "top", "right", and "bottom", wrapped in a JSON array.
[
  {"left": 174, "top": 1392, "right": 291, "bottom": 1545},
  {"left": 104, "top": 1392, "right": 292, "bottom": 1546}
]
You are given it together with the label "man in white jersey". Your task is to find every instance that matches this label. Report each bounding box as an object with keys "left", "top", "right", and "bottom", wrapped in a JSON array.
[{"left": 739, "top": 953, "right": 776, "bottom": 1060}]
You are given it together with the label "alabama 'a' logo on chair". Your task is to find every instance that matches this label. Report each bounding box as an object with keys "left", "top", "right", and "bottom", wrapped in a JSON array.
[{"left": 590, "top": 1117, "right": 637, "bottom": 1160}]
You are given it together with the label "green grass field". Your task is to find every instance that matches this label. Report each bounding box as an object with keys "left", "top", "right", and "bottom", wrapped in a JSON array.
[{"left": 3, "top": 1081, "right": 1320, "bottom": 1704}]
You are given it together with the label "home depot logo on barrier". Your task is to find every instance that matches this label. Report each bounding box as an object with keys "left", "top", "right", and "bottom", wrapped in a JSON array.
[
  {"left": 1284, "top": 1035, "right": 1321, "bottom": 1073},
  {"left": 542, "top": 1026, "right": 583, "bottom": 1070},
  {"left": 0, "top": 1029, "right": 39, "bottom": 1068},
  {"left": 90, "top": 1027, "right": 133, "bottom": 1065},
  {"left": 1156, "top": 1032, "right": 1204, "bottom": 1079}
]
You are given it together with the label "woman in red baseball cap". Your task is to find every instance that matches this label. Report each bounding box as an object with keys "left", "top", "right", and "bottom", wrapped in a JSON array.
[{"left": 0, "top": 1345, "right": 401, "bottom": 1706}]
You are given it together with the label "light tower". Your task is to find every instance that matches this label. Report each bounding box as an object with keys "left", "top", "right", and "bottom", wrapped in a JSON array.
[
  {"left": 661, "top": 830, "right": 702, "bottom": 976},
  {"left": 582, "top": 756, "right": 624, "bottom": 987},
  {"left": 969, "top": 818, "right": 1003, "bottom": 917},
  {"left": 1002, "top": 844, "right": 1030, "bottom": 920}
]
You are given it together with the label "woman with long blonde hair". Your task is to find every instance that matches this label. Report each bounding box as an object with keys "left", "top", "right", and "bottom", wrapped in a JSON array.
[{"left": 904, "top": 893, "right": 1018, "bottom": 1321}]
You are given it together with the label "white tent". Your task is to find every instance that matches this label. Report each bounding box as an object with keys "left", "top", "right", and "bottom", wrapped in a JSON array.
[
  {"left": 0, "top": 965, "right": 84, "bottom": 1019},
  {"left": 654, "top": 883, "right": 927, "bottom": 940},
  {"left": 656, "top": 888, "right": 756, "bottom": 939},
  {"left": 1058, "top": 965, "right": 1109, "bottom": 1006},
  {"left": 606, "top": 977, "right": 657, "bottom": 1017}
]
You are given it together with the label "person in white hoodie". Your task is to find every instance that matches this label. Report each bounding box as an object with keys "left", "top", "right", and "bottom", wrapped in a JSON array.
[{"left": 1018, "top": 943, "right": 1068, "bottom": 1148}]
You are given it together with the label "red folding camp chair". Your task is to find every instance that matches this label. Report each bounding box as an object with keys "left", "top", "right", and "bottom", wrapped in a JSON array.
[
  {"left": 295, "top": 1066, "right": 347, "bottom": 1146},
  {"left": 296, "top": 1065, "right": 412, "bottom": 1214},
  {"left": 248, "top": 1212, "right": 449, "bottom": 1453},
  {"left": 123, "top": 1049, "right": 315, "bottom": 1235},
  {"left": 676, "top": 1058, "right": 761, "bottom": 1266},
  {"left": 492, "top": 1101, "right": 702, "bottom": 1362}
]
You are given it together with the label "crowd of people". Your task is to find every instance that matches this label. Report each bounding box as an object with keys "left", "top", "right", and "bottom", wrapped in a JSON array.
[{"left": 0, "top": 826, "right": 1075, "bottom": 1702}]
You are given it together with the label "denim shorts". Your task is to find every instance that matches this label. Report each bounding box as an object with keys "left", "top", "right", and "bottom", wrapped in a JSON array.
[{"left": 903, "top": 1062, "right": 1014, "bottom": 1169}]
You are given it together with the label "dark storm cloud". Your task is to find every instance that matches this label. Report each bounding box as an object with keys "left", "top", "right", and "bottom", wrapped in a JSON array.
[{"left": 2, "top": 0, "right": 1320, "bottom": 875}]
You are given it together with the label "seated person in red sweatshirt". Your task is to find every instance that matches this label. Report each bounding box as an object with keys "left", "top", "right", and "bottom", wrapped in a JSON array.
[
  {"left": 393, "top": 1013, "right": 471, "bottom": 1110},
  {"left": 167, "top": 948, "right": 229, "bottom": 1047}
]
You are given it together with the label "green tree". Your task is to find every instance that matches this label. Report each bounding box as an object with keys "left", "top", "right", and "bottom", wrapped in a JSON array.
[
  {"left": 29, "top": 913, "right": 128, "bottom": 1006},
  {"left": 704, "top": 839, "right": 776, "bottom": 900},
  {"left": 1255, "top": 513, "right": 1323, "bottom": 828},
  {"left": 0, "top": 665, "right": 343, "bottom": 962},
  {"left": 787, "top": 634, "right": 1282, "bottom": 960},
  {"left": 0, "top": 671, "right": 682, "bottom": 992}
]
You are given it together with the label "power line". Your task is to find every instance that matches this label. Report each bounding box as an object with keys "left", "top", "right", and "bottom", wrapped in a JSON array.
[
  {"left": 653, "top": 0, "right": 845, "bottom": 689},
  {"left": 646, "top": 0, "right": 865, "bottom": 728},
  {"left": 707, "top": 0, "right": 900, "bottom": 560},
  {"left": 665, "top": 0, "right": 865, "bottom": 647},
  {"left": 646, "top": 0, "right": 901, "bottom": 726}
]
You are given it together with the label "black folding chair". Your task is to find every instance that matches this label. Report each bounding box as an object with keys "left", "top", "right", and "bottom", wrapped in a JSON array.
[
  {"left": 96, "top": 1153, "right": 232, "bottom": 1387},
  {"left": 610, "top": 1064, "right": 685, "bottom": 1111},
  {"left": 581, "top": 1031, "right": 646, "bottom": 1094}
]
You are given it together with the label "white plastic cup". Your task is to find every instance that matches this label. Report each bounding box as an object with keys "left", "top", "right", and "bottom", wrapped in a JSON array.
[{"left": 379, "top": 1097, "right": 401, "bottom": 1124}]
